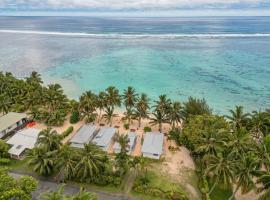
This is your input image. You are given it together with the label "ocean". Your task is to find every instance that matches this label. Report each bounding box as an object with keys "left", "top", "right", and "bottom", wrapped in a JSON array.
[{"left": 0, "top": 16, "right": 269, "bottom": 114}]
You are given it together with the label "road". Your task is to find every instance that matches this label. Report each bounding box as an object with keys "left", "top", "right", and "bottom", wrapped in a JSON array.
[{"left": 10, "top": 171, "right": 135, "bottom": 200}]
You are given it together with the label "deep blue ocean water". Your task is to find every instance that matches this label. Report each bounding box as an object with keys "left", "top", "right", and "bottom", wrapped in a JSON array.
[{"left": 0, "top": 16, "right": 269, "bottom": 114}]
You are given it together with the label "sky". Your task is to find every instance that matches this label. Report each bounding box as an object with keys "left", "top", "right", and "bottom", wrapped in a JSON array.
[{"left": 0, "top": 0, "right": 270, "bottom": 16}]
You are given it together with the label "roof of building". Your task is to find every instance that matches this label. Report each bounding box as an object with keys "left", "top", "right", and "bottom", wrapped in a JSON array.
[
  {"left": 92, "top": 127, "right": 116, "bottom": 147},
  {"left": 141, "top": 132, "right": 164, "bottom": 155},
  {"left": 0, "top": 112, "right": 27, "bottom": 132},
  {"left": 113, "top": 132, "right": 137, "bottom": 151},
  {"left": 70, "top": 125, "right": 99, "bottom": 145},
  {"left": 6, "top": 128, "right": 40, "bottom": 156}
]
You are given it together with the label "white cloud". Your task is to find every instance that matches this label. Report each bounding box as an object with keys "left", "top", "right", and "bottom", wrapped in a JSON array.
[{"left": 0, "top": 0, "right": 269, "bottom": 10}]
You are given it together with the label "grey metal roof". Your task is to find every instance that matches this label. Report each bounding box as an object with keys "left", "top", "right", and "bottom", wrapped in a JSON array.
[
  {"left": 92, "top": 127, "right": 116, "bottom": 148},
  {"left": 0, "top": 112, "right": 27, "bottom": 132},
  {"left": 141, "top": 132, "right": 164, "bottom": 155},
  {"left": 113, "top": 132, "right": 137, "bottom": 151},
  {"left": 7, "top": 128, "right": 40, "bottom": 156},
  {"left": 70, "top": 125, "right": 99, "bottom": 145}
]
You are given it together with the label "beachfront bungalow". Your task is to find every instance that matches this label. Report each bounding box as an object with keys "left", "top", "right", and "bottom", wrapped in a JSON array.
[
  {"left": 6, "top": 128, "right": 40, "bottom": 159},
  {"left": 141, "top": 132, "right": 164, "bottom": 159},
  {"left": 113, "top": 132, "right": 137, "bottom": 155},
  {"left": 70, "top": 124, "right": 99, "bottom": 148},
  {"left": 0, "top": 112, "right": 27, "bottom": 139},
  {"left": 92, "top": 127, "right": 116, "bottom": 151}
]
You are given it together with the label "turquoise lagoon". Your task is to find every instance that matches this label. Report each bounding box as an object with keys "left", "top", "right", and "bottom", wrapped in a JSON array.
[{"left": 0, "top": 17, "right": 270, "bottom": 114}]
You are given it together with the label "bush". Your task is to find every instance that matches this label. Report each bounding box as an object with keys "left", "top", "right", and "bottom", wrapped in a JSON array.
[
  {"left": 0, "top": 139, "right": 9, "bottom": 158},
  {"left": 144, "top": 126, "right": 152, "bottom": 132},
  {"left": 61, "top": 126, "right": 74, "bottom": 138},
  {"left": 168, "top": 146, "right": 179, "bottom": 152},
  {"left": 70, "top": 111, "right": 80, "bottom": 124},
  {"left": 0, "top": 158, "right": 11, "bottom": 165},
  {"left": 124, "top": 123, "right": 129, "bottom": 130}
]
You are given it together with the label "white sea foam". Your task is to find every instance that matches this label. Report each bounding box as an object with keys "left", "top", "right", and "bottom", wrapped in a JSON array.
[{"left": 1, "top": 29, "right": 270, "bottom": 39}]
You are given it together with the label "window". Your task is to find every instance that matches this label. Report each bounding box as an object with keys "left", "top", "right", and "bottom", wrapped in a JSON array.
[{"left": 153, "top": 154, "right": 159, "bottom": 156}]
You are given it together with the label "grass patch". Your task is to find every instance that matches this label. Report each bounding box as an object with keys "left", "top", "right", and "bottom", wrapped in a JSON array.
[
  {"left": 69, "top": 181, "right": 122, "bottom": 193},
  {"left": 132, "top": 170, "right": 188, "bottom": 200},
  {"left": 8, "top": 158, "right": 30, "bottom": 170},
  {"left": 209, "top": 181, "right": 232, "bottom": 200},
  {"left": 130, "top": 191, "right": 165, "bottom": 200}
]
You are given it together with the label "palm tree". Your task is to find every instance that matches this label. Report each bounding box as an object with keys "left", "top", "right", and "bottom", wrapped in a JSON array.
[
  {"left": 195, "top": 131, "right": 225, "bottom": 157},
  {"left": 134, "top": 93, "right": 150, "bottom": 128},
  {"left": 114, "top": 134, "right": 130, "bottom": 175},
  {"left": 150, "top": 109, "right": 166, "bottom": 132},
  {"left": 122, "top": 108, "right": 134, "bottom": 124},
  {"left": 26, "top": 71, "right": 43, "bottom": 86},
  {"left": 122, "top": 86, "right": 138, "bottom": 111},
  {"left": 39, "top": 186, "right": 98, "bottom": 200},
  {"left": 255, "top": 138, "right": 270, "bottom": 171},
  {"left": 55, "top": 145, "right": 78, "bottom": 182},
  {"left": 39, "top": 185, "right": 65, "bottom": 200},
  {"left": 104, "top": 86, "right": 121, "bottom": 113},
  {"left": 204, "top": 149, "right": 236, "bottom": 195},
  {"left": 37, "top": 128, "right": 62, "bottom": 151},
  {"left": 229, "top": 154, "right": 258, "bottom": 200},
  {"left": 225, "top": 106, "right": 250, "bottom": 130},
  {"left": 228, "top": 128, "right": 254, "bottom": 157},
  {"left": 256, "top": 171, "right": 270, "bottom": 200},
  {"left": 97, "top": 91, "right": 106, "bottom": 121},
  {"left": 102, "top": 106, "right": 118, "bottom": 126},
  {"left": 44, "top": 84, "right": 68, "bottom": 112},
  {"left": 79, "top": 91, "right": 98, "bottom": 123},
  {"left": 0, "top": 93, "right": 12, "bottom": 115},
  {"left": 114, "top": 134, "right": 130, "bottom": 154},
  {"left": 43, "top": 109, "right": 67, "bottom": 126},
  {"left": 249, "top": 111, "right": 270, "bottom": 138},
  {"left": 68, "top": 188, "right": 98, "bottom": 200},
  {"left": 75, "top": 144, "right": 107, "bottom": 181},
  {"left": 28, "top": 147, "right": 56, "bottom": 176},
  {"left": 153, "top": 94, "right": 171, "bottom": 113},
  {"left": 167, "top": 101, "right": 183, "bottom": 130}
]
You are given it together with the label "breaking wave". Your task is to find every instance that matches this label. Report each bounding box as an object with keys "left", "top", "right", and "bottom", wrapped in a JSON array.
[{"left": 1, "top": 29, "right": 270, "bottom": 39}]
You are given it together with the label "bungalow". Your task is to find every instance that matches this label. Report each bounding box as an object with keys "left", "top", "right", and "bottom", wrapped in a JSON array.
[
  {"left": 92, "top": 127, "right": 116, "bottom": 151},
  {"left": 113, "top": 132, "right": 137, "bottom": 155},
  {"left": 6, "top": 128, "right": 40, "bottom": 159},
  {"left": 141, "top": 132, "right": 164, "bottom": 159},
  {"left": 70, "top": 124, "right": 99, "bottom": 148},
  {"left": 0, "top": 112, "right": 27, "bottom": 139}
]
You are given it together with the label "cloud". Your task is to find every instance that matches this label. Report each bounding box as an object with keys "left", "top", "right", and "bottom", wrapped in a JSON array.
[{"left": 0, "top": 0, "right": 269, "bottom": 10}]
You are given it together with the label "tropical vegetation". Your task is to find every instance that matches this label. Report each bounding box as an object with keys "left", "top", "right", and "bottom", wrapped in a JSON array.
[{"left": 1, "top": 71, "right": 270, "bottom": 200}]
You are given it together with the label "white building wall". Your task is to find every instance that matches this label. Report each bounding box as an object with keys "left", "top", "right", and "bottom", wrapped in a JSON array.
[{"left": 142, "top": 152, "right": 161, "bottom": 159}]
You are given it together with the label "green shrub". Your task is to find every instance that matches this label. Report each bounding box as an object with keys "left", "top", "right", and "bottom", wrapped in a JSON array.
[
  {"left": 0, "top": 158, "right": 11, "bottom": 165},
  {"left": 61, "top": 126, "right": 74, "bottom": 138},
  {"left": 0, "top": 139, "right": 9, "bottom": 158},
  {"left": 124, "top": 123, "right": 129, "bottom": 130},
  {"left": 144, "top": 126, "right": 152, "bottom": 132},
  {"left": 70, "top": 111, "right": 80, "bottom": 124}
]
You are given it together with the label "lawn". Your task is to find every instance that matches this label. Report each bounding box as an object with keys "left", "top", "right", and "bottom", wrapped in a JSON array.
[
  {"left": 131, "top": 170, "right": 188, "bottom": 200},
  {"left": 209, "top": 181, "right": 232, "bottom": 200}
]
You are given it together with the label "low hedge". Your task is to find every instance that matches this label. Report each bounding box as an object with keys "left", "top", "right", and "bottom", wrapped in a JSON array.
[
  {"left": 143, "top": 126, "right": 152, "bottom": 132},
  {"left": 61, "top": 126, "right": 74, "bottom": 139},
  {"left": 0, "top": 158, "right": 11, "bottom": 165},
  {"left": 70, "top": 111, "right": 80, "bottom": 124}
]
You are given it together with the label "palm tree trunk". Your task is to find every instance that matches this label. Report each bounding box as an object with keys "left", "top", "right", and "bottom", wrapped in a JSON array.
[
  {"left": 172, "top": 121, "right": 175, "bottom": 130},
  {"left": 138, "top": 116, "right": 141, "bottom": 128},
  {"left": 159, "top": 123, "right": 162, "bottom": 132},
  {"left": 228, "top": 184, "right": 240, "bottom": 200},
  {"left": 98, "top": 108, "right": 102, "bottom": 122},
  {"left": 209, "top": 176, "right": 219, "bottom": 195}
]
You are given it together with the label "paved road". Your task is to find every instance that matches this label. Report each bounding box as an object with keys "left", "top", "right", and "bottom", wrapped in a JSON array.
[{"left": 10, "top": 172, "right": 134, "bottom": 200}]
